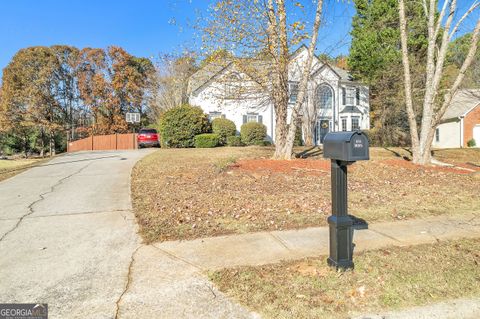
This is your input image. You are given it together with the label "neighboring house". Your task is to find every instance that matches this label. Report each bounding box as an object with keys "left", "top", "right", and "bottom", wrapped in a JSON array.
[
  {"left": 432, "top": 89, "right": 480, "bottom": 148},
  {"left": 188, "top": 46, "right": 370, "bottom": 145}
]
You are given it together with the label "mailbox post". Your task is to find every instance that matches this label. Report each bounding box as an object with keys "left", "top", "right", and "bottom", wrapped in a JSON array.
[{"left": 323, "top": 131, "right": 369, "bottom": 270}]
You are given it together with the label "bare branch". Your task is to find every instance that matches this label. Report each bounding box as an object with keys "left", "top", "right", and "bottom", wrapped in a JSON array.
[
  {"left": 434, "top": 0, "right": 451, "bottom": 40},
  {"left": 398, "top": 0, "right": 419, "bottom": 147},
  {"left": 449, "top": 1, "right": 480, "bottom": 40},
  {"left": 422, "top": 0, "right": 429, "bottom": 18},
  {"left": 435, "top": 17, "right": 480, "bottom": 125}
]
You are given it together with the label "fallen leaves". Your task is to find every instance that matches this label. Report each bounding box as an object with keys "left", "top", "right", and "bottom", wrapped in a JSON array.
[{"left": 132, "top": 147, "right": 480, "bottom": 243}]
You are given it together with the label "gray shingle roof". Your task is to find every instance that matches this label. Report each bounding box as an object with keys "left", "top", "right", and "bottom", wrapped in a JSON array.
[
  {"left": 442, "top": 89, "right": 480, "bottom": 120},
  {"left": 340, "top": 105, "right": 362, "bottom": 113},
  {"left": 188, "top": 60, "right": 232, "bottom": 95},
  {"left": 331, "top": 65, "right": 353, "bottom": 81},
  {"left": 189, "top": 46, "right": 356, "bottom": 95}
]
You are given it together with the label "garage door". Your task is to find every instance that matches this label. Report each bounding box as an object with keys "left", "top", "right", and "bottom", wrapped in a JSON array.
[{"left": 474, "top": 125, "right": 480, "bottom": 147}]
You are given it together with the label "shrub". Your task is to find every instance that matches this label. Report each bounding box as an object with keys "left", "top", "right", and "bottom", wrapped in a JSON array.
[
  {"left": 158, "top": 105, "right": 211, "bottom": 148},
  {"left": 194, "top": 133, "right": 219, "bottom": 148},
  {"left": 467, "top": 138, "right": 476, "bottom": 147},
  {"left": 212, "top": 118, "right": 237, "bottom": 145},
  {"left": 294, "top": 125, "right": 303, "bottom": 147},
  {"left": 240, "top": 122, "right": 267, "bottom": 145},
  {"left": 226, "top": 135, "right": 243, "bottom": 147}
]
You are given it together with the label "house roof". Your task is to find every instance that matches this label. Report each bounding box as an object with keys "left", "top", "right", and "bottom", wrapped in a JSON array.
[
  {"left": 340, "top": 105, "right": 362, "bottom": 114},
  {"left": 442, "top": 89, "right": 480, "bottom": 120},
  {"left": 189, "top": 46, "right": 355, "bottom": 95},
  {"left": 331, "top": 65, "right": 353, "bottom": 81},
  {"left": 188, "top": 60, "right": 233, "bottom": 95}
]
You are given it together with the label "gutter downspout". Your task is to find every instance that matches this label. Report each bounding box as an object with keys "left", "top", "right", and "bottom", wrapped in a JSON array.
[{"left": 460, "top": 116, "right": 464, "bottom": 148}]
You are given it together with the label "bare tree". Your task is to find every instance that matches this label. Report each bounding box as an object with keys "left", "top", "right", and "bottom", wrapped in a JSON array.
[
  {"left": 398, "top": 0, "right": 480, "bottom": 164},
  {"left": 201, "top": 0, "right": 325, "bottom": 159},
  {"left": 150, "top": 54, "right": 198, "bottom": 119}
]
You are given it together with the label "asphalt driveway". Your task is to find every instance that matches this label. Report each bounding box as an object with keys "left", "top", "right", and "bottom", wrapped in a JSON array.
[{"left": 0, "top": 150, "right": 154, "bottom": 318}]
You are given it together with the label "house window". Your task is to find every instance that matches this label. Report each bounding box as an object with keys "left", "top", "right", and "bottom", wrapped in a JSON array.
[
  {"left": 356, "top": 88, "right": 360, "bottom": 105},
  {"left": 209, "top": 112, "right": 224, "bottom": 121},
  {"left": 435, "top": 128, "right": 440, "bottom": 142},
  {"left": 341, "top": 117, "right": 348, "bottom": 131},
  {"left": 288, "top": 82, "right": 299, "bottom": 103},
  {"left": 317, "top": 84, "right": 333, "bottom": 110},
  {"left": 351, "top": 116, "right": 360, "bottom": 131},
  {"left": 243, "top": 113, "right": 263, "bottom": 124},
  {"left": 346, "top": 87, "right": 355, "bottom": 105}
]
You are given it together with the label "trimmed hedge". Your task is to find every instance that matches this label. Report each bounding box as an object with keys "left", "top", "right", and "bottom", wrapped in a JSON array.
[
  {"left": 194, "top": 133, "right": 219, "bottom": 148},
  {"left": 212, "top": 118, "right": 236, "bottom": 145},
  {"left": 158, "top": 105, "right": 211, "bottom": 148},
  {"left": 467, "top": 139, "right": 476, "bottom": 147},
  {"left": 240, "top": 122, "right": 267, "bottom": 145},
  {"left": 226, "top": 135, "right": 243, "bottom": 147}
]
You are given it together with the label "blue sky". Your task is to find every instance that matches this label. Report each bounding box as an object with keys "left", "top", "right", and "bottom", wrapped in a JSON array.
[
  {"left": 0, "top": 0, "right": 356, "bottom": 74},
  {"left": 0, "top": 0, "right": 477, "bottom": 75}
]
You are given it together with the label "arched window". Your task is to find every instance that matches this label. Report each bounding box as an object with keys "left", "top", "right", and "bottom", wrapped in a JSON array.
[{"left": 316, "top": 84, "right": 333, "bottom": 110}]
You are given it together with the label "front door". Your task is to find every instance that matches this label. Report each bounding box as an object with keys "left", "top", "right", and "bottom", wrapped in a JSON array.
[
  {"left": 315, "top": 119, "right": 331, "bottom": 145},
  {"left": 474, "top": 125, "right": 480, "bottom": 147}
]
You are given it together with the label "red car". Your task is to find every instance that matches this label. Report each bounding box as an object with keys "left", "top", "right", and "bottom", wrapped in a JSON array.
[{"left": 137, "top": 128, "right": 160, "bottom": 148}]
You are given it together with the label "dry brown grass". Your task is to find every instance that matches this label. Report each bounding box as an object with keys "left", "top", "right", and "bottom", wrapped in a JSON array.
[
  {"left": 433, "top": 148, "right": 480, "bottom": 166},
  {"left": 0, "top": 158, "right": 44, "bottom": 182},
  {"left": 209, "top": 238, "right": 480, "bottom": 319},
  {"left": 131, "top": 147, "right": 480, "bottom": 243}
]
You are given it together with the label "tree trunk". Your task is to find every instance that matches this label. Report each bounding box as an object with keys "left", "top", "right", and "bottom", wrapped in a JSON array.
[
  {"left": 23, "top": 133, "right": 29, "bottom": 158},
  {"left": 273, "top": 98, "right": 289, "bottom": 159},
  {"left": 49, "top": 130, "right": 55, "bottom": 157},
  {"left": 279, "top": 0, "right": 324, "bottom": 159},
  {"left": 398, "top": 0, "right": 423, "bottom": 164},
  {"left": 302, "top": 120, "right": 315, "bottom": 147},
  {"left": 39, "top": 129, "right": 45, "bottom": 158}
]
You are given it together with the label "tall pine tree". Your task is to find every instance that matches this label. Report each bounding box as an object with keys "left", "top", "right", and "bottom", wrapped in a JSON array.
[{"left": 348, "top": 0, "right": 427, "bottom": 146}]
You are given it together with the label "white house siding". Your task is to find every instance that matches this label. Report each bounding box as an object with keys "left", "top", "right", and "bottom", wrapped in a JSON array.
[
  {"left": 189, "top": 68, "right": 275, "bottom": 141},
  {"left": 432, "top": 120, "right": 462, "bottom": 148},
  {"left": 189, "top": 46, "right": 370, "bottom": 145}
]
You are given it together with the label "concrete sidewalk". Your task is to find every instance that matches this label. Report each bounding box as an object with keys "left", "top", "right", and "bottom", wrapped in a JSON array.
[
  {"left": 153, "top": 212, "right": 480, "bottom": 271},
  {"left": 117, "top": 212, "right": 480, "bottom": 318}
]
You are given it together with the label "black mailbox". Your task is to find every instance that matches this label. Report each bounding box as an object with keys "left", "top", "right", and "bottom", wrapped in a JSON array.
[
  {"left": 323, "top": 131, "right": 370, "bottom": 270},
  {"left": 323, "top": 131, "right": 369, "bottom": 162}
]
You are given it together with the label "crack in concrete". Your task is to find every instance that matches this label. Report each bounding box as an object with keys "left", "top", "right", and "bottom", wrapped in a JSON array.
[
  {"left": 267, "top": 232, "right": 292, "bottom": 251},
  {"left": 114, "top": 245, "right": 142, "bottom": 319},
  {"left": 151, "top": 245, "right": 204, "bottom": 272},
  {"left": 369, "top": 228, "right": 404, "bottom": 244},
  {"left": 0, "top": 162, "right": 93, "bottom": 243}
]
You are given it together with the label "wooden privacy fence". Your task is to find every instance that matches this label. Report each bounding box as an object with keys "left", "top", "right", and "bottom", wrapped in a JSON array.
[{"left": 67, "top": 133, "right": 138, "bottom": 152}]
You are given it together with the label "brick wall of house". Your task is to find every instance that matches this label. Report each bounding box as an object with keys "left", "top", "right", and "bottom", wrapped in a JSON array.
[{"left": 464, "top": 103, "right": 480, "bottom": 147}]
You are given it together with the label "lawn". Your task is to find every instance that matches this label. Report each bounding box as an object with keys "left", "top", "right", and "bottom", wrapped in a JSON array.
[
  {"left": 131, "top": 147, "right": 480, "bottom": 243},
  {"left": 433, "top": 148, "right": 480, "bottom": 166},
  {"left": 209, "top": 238, "right": 480, "bottom": 319},
  {"left": 0, "top": 158, "right": 44, "bottom": 182}
]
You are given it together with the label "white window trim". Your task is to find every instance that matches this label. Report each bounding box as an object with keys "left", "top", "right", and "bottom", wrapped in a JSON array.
[
  {"left": 346, "top": 87, "right": 355, "bottom": 106},
  {"left": 351, "top": 116, "right": 360, "bottom": 131},
  {"left": 341, "top": 117, "right": 348, "bottom": 131},
  {"left": 209, "top": 112, "right": 223, "bottom": 121},
  {"left": 245, "top": 113, "right": 262, "bottom": 123},
  {"left": 288, "top": 82, "right": 299, "bottom": 104}
]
